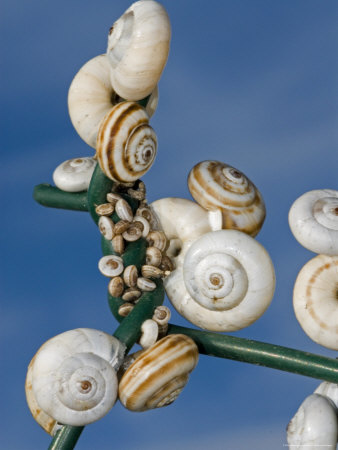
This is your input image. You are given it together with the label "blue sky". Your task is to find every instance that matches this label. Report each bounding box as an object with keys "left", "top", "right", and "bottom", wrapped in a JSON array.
[{"left": 1, "top": 1, "right": 337, "bottom": 449}]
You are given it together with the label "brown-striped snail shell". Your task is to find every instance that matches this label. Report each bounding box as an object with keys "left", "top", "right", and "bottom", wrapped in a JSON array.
[
  {"left": 289, "top": 189, "right": 338, "bottom": 255},
  {"left": 293, "top": 254, "right": 338, "bottom": 350},
  {"left": 188, "top": 160, "right": 266, "bottom": 237},
  {"left": 68, "top": 54, "right": 158, "bottom": 148},
  {"left": 96, "top": 101, "right": 157, "bottom": 182},
  {"left": 118, "top": 334, "right": 198, "bottom": 411},
  {"left": 107, "top": 0, "right": 171, "bottom": 100},
  {"left": 165, "top": 229, "right": 275, "bottom": 332},
  {"left": 53, "top": 157, "right": 96, "bottom": 192},
  {"left": 26, "top": 329, "right": 125, "bottom": 427}
]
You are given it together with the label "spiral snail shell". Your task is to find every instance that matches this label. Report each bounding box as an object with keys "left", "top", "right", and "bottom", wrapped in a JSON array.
[
  {"left": 107, "top": 0, "right": 171, "bottom": 101},
  {"left": 289, "top": 189, "right": 338, "bottom": 255},
  {"left": 26, "top": 328, "right": 125, "bottom": 427},
  {"left": 53, "top": 157, "right": 96, "bottom": 192},
  {"left": 164, "top": 229, "right": 275, "bottom": 332},
  {"left": 118, "top": 334, "right": 198, "bottom": 411},
  {"left": 68, "top": 54, "right": 158, "bottom": 149},
  {"left": 287, "top": 394, "right": 338, "bottom": 449},
  {"left": 188, "top": 161, "right": 266, "bottom": 237},
  {"left": 293, "top": 254, "right": 338, "bottom": 350},
  {"left": 96, "top": 101, "right": 157, "bottom": 182}
]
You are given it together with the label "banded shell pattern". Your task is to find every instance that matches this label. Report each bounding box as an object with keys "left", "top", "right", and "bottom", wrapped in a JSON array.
[
  {"left": 289, "top": 189, "right": 338, "bottom": 255},
  {"left": 188, "top": 160, "right": 266, "bottom": 237},
  {"left": 293, "top": 254, "right": 338, "bottom": 350},
  {"left": 107, "top": 0, "right": 171, "bottom": 100},
  {"left": 118, "top": 334, "right": 198, "bottom": 411},
  {"left": 26, "top": 329, "right": 125, "bottom": 427},
  {"left": 96, "top": 101, "right": 157, "bottom": 182}
]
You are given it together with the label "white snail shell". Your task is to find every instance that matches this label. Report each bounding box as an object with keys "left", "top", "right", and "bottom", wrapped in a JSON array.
[
  {"left": 68, "top": 54, "right": 158, "bottom": 148},
  {"left": 27, "top": 328, "right": 125, "bottom": 426},
  {"left": 314, "top": 382, "right": 338, "bottom": 409},
  {"left": 118, "top": 334, "right": 198, "bottom": 411},
  {"left": 107, "top": 0, "right": 171, "bottom": 101},
  {"left": 96, "top": 101, "right": 157, "bottom": 182},
  {"left": 287, "top": 394, "right": 338, "bottom": 449},
  {"left": 188, "top": 161, "right": 266, "bottom": 237},
  {"left": 165, "top": 230, "right": 275, "bottom": 332},
  {"left": 293, "top": 254, "right": 338, "bottom": 350},
  {"left": 53, "top": 157, "right": 96, "bottom": 192},
  {"left": 289, "top": 189, "right": 338, "bottom": 255}
]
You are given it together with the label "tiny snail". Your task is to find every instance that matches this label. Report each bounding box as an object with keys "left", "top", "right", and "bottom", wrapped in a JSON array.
[
  {"left": 96, "top": 101, "right": 157, "bottom": 183},
  {"left": 107, "top": 0, "right": 171, "bottom": 101},
  {"left": 118, "top": 334, "right": 198, "bottom": 411},
  {"left": 293, "top": 254, "right": 338, "bottom": 350},
  {"left": 164, "top": 229, "right": 275, "bottom": 332},
  {"left": 68, "top": 54, "right": 158, "bottom": 149},
  {"left": 289, "top": 189, "right": 338, "bottom": 255},
  {"left": 188, "top": 160, "right": 266, "bottom": 237},
  {"left": 287, "top": 394, "right": 338, "bottom": 449},
  {"left": 26, "top": 328, "right": 125, "bottom": 427},
  {"left": 53, "top": 157, "right": 96, "bottom": 192}
]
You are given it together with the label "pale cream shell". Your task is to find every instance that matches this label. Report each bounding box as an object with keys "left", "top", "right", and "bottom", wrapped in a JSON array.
[
  {"left": 188, "top": 160, "right": 266, "bottom": 237},
  {"left": 53, "top": 157, "right": 96, "bottom": 192},
  {"left": 68, "top": 54, "right": 158, "bottom": 148},
  {"left": 293, "top": 254, "right": 338, "bottom": 350},
  {"left": 289, "top": 189, "right": 338, "bottom": 255},
  {"left": 96, "top": 101, "right": 157, "bottom": 182},
  {"left": 165, "top": 230, "right": 275, "bottom": 332},
  {"left": 118, "top": 334, "right": 198, "bottom": 411},
  {"left": 28, "top": 328, "right": 125, "bottom": 427},
  {"left": 107, "top": 0, "right": 171, "bottom": 100}
]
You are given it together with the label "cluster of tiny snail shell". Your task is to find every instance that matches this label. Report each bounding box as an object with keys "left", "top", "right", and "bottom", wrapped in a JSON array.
[{"left": 287, "top": 189, "right": 338, "bottom": 448}]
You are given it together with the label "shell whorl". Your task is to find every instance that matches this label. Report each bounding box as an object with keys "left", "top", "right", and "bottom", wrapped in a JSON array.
[
  {"left": 188, "top": 161, "right": 266, "bottom": 237},
  {"left": 96, "top": 101, "right": 157, "bottom": 182},
  {"left": 28, "top": 329, "right": 125, "bottom": 426},
  {"left": 165, "top": 230, "right": 275, "bottom": 332},
  {"left": 293, "top": 254, "right": 338, "bottom": 350},
  {"left": 118, "top": 334, "right": 198, "bottom": 412},
  {"left": 107, "top": 0, "right": 171, "bottom": 100},
  {"left": 68, "top": 55, "right": 158, "bottom": 149},
  {"left": 53, "top": 157, "right": 97, "bottom": 192},
  {"left": 289, "top": 189, "right": 338, "bottom": 255}
]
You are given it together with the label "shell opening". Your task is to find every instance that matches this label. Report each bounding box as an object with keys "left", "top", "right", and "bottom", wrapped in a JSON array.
[{"left": 108, "top": 11, "right": 134, "bottom": 69}]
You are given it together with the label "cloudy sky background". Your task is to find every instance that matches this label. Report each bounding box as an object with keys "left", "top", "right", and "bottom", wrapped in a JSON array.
[{"left": 1, "top": 1, "right": 337, "bottom": 448}]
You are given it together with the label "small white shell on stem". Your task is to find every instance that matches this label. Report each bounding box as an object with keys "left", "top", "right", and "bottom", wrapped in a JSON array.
[
  {"left": 27, "top": 329, "right": 125, "bottom": 427},
  {"left": 68, "top": 54, "right": 158, "bottom": 148},
  {"left": 188, "top": 161, "right": 266, "bottom": 237},
  {"left": 118, "top": 334, "right": 198, "bottom": 411},
  {"left": 287, "top": 394, "right": 338, "bottom": 449},
  {"left": 293, "top": 254, "right": 338, "bottom": 350},
  {"left": 139, "top": 319, "right": 159, "bottom": 349},
  {"left": 165, "top": 229, "right": 275, "bottom": 332},
  {"left": 96, "top": 101, "right": 157, "bottom": 182},
  {"left": 107, "top": 0, "right": 171, "bottom": 100},
  {"left": 53, "top": 157, "right": 96, "bottom": 192},
  {"left": 98, "top": 255, "right": 124, "bottom": 277},
  {"left": 289, "top": 189, "right": 338, "bottom": 255}
]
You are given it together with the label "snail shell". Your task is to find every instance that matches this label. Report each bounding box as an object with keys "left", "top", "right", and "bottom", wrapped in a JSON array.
[
  {"left": 289, "top": 189, "right": 338, "bottom": 255},
  {"left": 188, "top": 161, "right": 266, "bottom": 237},
  {"left": 53, "top": 157, "right": 96, "bottom": 192},
  {"left": 118, "top": 334, "right": 198, "bottom": 411},
  {"left": 96, "top": 101, "right": 157, "bottom": 182},
  {"left": 165, "top": 230, "right": 275, "bottom": 332},
  {"left": 68, "top": 54, "right": 158, "bottom": 148},
  {"left": 314, "top": 381, "right": 338, "bottom": 408},
  {"left": 27, "top": 328, "right": 125, "bottom": 426},
  {"left": 287, "top": 394, "right": 338, "bottom": 449},
  {"left": 293, "top": 254, "right": 338, "bottom": 350},
  {"left": 107, "top": 0, "right": 171, "bottom": 101}
]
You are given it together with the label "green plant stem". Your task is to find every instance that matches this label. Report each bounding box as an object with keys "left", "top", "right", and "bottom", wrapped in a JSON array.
[{"left": 33, "top": 185, "right": 88, "bottom": 211}]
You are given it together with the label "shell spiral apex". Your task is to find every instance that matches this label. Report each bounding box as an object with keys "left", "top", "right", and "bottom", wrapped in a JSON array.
[
  {"left": 164, "top": 229, "right": 275, "bottom": 332},
  {"left": 96, "top": 101, "right": 157, "bottom": 182},
  {"left": 289, "top": 189, "right": 338, "bottom": 255},
  {"left": 293, "top": 254, "right": 338, "bottom": 350},
  {"left": 53, "top": 157, "right": 96, "bottom": 192},
  {"left": 26, "top": 328, "right": 125, "bottom": 427},
  {"left": 188, "top": 160, "right": 266, "bottom": 237},
  {"left": 107, "top": 0, "right": 171, "bottom": 100}
]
